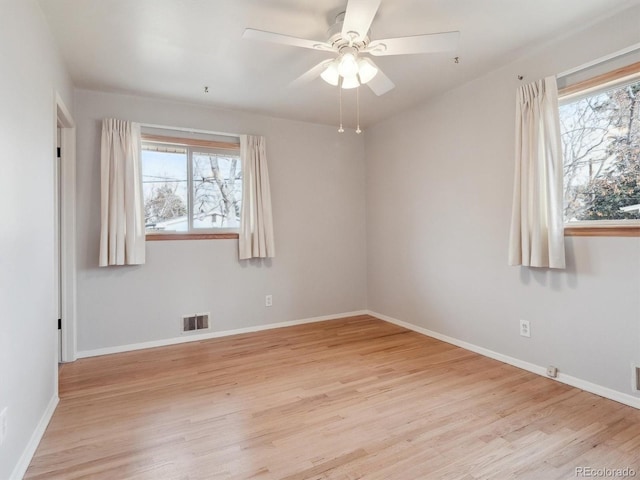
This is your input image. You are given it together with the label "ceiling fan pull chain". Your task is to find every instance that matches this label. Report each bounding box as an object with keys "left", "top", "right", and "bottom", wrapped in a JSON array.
[
  {"left": 338, "top": 80, "right": 345, "bottom": 133},
  {"left": 356, "top": 86, "right": 362, "bottom": 134}
]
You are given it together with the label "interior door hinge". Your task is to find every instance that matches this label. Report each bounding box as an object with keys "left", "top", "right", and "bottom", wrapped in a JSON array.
[
  {"left": 57, "top": 147, "right": 61, "bottom": 158},
  {"left": 58, "top": 318, "right": 62, "bottom": 330}
]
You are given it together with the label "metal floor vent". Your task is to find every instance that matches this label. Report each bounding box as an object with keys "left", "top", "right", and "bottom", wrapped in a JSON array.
[{"left": 182, "top": 313, "right": 210, "bottom": 333}]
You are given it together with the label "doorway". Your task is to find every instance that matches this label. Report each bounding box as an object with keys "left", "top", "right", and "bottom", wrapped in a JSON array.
[
  {"left": 55, "top": 126, "right": 62, "bottom": 362},
  {"left": 55, "top": 93, "right": 77, "bottom": 363}
]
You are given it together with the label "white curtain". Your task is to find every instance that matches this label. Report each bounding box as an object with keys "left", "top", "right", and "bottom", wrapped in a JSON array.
[
  {"left": 508, "top": 76, "right": 565, "bottom": 269},
  {"left": 239, "top": 135, "right": 275, "bottom": 259},
  {"left": 99, "top": 119, "right": 146, "bottom": 266}
]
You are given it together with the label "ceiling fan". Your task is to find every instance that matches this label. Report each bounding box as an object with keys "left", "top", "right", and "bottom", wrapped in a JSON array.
[{"left": 242, "top": 0, "right": 460, "bottom": 96}]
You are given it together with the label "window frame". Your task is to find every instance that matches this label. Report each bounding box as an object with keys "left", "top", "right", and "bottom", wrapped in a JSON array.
[
  {"left": 558, "top": 61, "right": 640, "bottom": 237},
  {"left": 141, "top": 134, "right": 241, "bottom": 241}
]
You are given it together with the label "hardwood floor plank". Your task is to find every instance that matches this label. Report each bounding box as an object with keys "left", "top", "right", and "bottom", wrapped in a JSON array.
[{"left": 26, "top": 316, "right": 640, "bottom": 479}]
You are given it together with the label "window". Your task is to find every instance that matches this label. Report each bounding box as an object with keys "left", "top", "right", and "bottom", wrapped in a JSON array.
[
  {"left": 141, "top": 134, "right": 241, "bottom": 238},
  {"left": 558, "top": 61, "right": 640, "bottom": 235}
]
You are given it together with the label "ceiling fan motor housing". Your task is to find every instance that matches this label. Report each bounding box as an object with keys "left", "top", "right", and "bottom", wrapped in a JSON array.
[{"left": 327, "top": 11, "right": 370, "bottom": 53}]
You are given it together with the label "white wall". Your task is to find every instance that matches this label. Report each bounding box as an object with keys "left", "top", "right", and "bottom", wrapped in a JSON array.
[
  {"left": 74, "top": 89, "right": 367, "bottom": 353},
  {"left": 365, "top": 6, "right": 640, "bottom": 399},
  {"left": 0, "top": 0, "right": 74, "bottom": 478}
]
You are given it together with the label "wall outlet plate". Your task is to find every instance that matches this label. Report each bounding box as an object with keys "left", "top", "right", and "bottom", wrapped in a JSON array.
[
  {"left": 519, "top": 319, "right": 531, "bottom": 338},
  {"left": 547, "top": 365, "right": 558, "bottom": 378},
  {"left": 265, "top": 295, "right": 273, "bottom": 307}
]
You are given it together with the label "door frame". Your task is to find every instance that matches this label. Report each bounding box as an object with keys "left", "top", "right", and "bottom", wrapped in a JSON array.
[{"left": 55, "top": 92, "right": 77, "bottom": 362}]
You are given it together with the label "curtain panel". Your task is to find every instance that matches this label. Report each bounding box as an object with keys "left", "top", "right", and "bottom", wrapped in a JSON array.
[
  {"left": 99, "top": 119, "right": 146, "bottom": 266},
  {"left": 239, "top": 135, "right": 275, "bottom": 259},
  {"left": 508, "top": 76, "right": 566, "bottom": 269}
]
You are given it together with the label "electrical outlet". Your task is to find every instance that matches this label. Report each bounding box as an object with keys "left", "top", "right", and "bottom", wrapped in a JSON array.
[
  {"left": 265, "top": 295, "right": 273, "bottom": 307},
  {"left": 547, "top": 365, "right": 558, "bottom": 378},
  {"left": 0, "top": 407, "right": 7, "bottom": 446},
  {"left": 519, "top": 319, "right": 531, "bottom": 338}
]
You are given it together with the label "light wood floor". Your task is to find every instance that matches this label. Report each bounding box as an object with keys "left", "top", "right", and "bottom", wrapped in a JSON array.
[{"left": 27, "top": 315, "right": 640, "bottom": 479}]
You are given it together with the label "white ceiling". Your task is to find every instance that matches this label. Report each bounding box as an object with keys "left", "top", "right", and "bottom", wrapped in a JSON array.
[{"left": 39, "top": 0, "right": 637, "bottom": 128}]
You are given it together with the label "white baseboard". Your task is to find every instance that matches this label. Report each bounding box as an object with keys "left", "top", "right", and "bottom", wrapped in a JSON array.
[
  {"left": 10, "top": 395, "right": 59, "bottom": 480},
  {"left": 368, "top": 310, "right": 640, "bottom": 410},
  {"left": 77, "top": 310, "right": 368, "bottom": 359}
]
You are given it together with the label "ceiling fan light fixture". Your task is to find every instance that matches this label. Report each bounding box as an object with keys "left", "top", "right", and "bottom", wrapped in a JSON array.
[
  {"left": 357, "top": 57, "right": 378, "bottom": 84},
  {"left": 337, "top": 52, "right": 359, "bottom": 77},
  {"left": 341, "top": 75, "right": 360, "bottom": 89},
  {"left": 320, "top": 61, "right": 340, "bottom": 86}
]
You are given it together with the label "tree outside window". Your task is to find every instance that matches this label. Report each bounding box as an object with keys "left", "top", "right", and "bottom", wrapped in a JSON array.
[
  {"left": 559, "top": 77, "right": 640, "bottom": 223},
  {"left": 141, "top": 143, "right": 241, "bottom": 233}
]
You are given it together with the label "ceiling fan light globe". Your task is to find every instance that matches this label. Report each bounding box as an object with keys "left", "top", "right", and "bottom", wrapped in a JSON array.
[
  {"left": 338, "top": 53, "right": 359, "bottom": 77},
  {"left": 320, "top": 63, "right": 340, "bottom": 86},
  {"left": 341, "top": 75, "right": 360, "bottom": 89},
  {"left": 357, "top": 57, "right": 378, "bottom": 84}
]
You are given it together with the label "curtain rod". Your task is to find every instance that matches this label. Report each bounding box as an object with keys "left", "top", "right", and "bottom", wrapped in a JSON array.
[
  {"left": 139, "top": 122, "right": 241, "bottom": 139},
  {"left": 557, "top": 43, "right": 640, "bottom": 79}
]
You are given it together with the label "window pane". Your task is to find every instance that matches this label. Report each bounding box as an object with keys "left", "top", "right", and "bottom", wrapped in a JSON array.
[
  {"left": 141, "top": 149, "right": 189, "bottom": 232},
  {"left": 192, "top": 152, "right": 242, "bottom": 229},
  {"left": 560, "top": 80, "right": 640, "bottom": 222}
]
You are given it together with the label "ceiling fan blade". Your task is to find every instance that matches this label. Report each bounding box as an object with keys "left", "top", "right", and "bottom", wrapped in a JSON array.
[
  {"left": 367, "top": 31, "right": 460, "bottom": 56},
  {"left": 289, "top": 60, "right": 333, "bottom": 88},
  {"left": 242, "top": 28, "right": 334, "bottom": 52},
  {"left": 366, "top": 65, "right": 395, "bottom": 96},
  {"left": 342, "top": 0, "right": 381, "bottom": 42}
]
